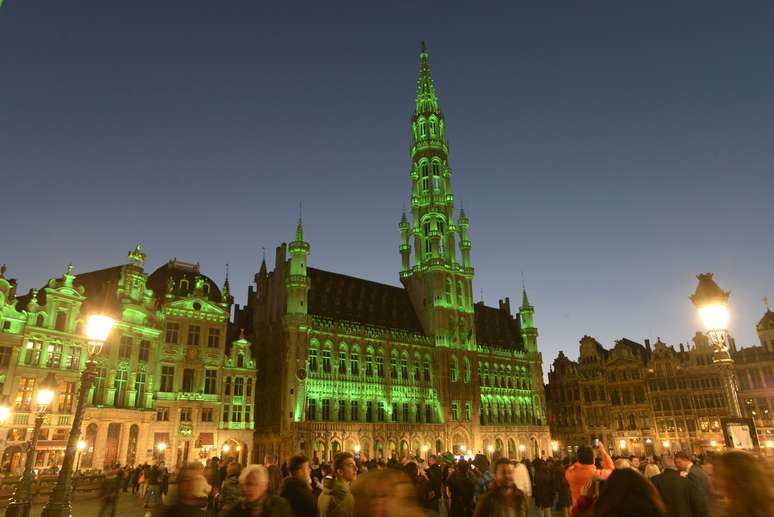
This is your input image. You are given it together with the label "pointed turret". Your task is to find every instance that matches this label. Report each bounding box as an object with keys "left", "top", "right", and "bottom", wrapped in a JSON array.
[
  {"left": 520, "top": 286, "right": 538, "bottom": 352},
  {"left": 399, "top": 211, "right": 411, "bottom": 273},
  {"left": 287, "top": 218, "right": 310, "bottom": 316},
  {"left": 415, "top": 41, "right": 439, "bottom": 114}
]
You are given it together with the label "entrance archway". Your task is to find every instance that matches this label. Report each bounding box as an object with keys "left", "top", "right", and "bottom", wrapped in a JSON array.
[
  {"left": 81, "top": 423, "right": 98, "bottom": 469},
  {"left": 221, "top": 439, "right": 242, "bottom": 464},
  {"left": 126, "top": 425, "right": 139, "bottom": 466},
  {"left": 104, "top": 423, "right": 121, "bottom": 469},
  {"left": 508, "top": 438, "right": 516, "bottom": 459}
]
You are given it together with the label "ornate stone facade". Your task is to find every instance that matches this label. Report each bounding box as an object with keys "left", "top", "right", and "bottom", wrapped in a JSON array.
[
  {"left": 0, "top": 249, "right": 255, "bottom": 473},
  {"left": 546, "top": 309, "right": 774, "bottom": 457},
  {"left": 235, "top": 46, "right": 550, "bottom": 463}
]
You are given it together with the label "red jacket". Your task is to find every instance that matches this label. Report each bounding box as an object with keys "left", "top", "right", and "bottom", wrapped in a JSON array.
[{"left": 564, "top": 449, "right": 614, "bottom": 506}]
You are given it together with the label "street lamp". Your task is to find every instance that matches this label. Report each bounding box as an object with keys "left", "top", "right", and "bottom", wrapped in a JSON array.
[
  {"left": 690, "top": 273, "right": 742, "bottom": 417},
  {"left": 619, "top": 439, "right": 627, "bottom": 451},
  {"left": 42, "top": 313, "right": 113, "bottom": 517},
  {"left": 6, "top": 372, "right": 57, "bottom": 517},
  {"left": 551, "top": 441, "right": 559, "bottom": 455},
  {"left": 75, "top": 440, "right": 86, "bottom": 473},
  {"left": 662, "top": 440, "right": 670, "bottom": 450},
  {"left": 518, "top": 443, "right": 526, "bottom": 459}
]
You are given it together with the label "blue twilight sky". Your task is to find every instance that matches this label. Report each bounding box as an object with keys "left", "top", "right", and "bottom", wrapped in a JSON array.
[{"left": 2, "top": 1, "right": 773, "bottom": 373}]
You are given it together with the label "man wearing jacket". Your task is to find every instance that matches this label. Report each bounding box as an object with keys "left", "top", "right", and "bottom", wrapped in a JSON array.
[
  {"left": 317, "top": 452, "right": 357, "bottom": 517},
  {"left": 564, "top": 442, "right": 614, "bottom": 506}
]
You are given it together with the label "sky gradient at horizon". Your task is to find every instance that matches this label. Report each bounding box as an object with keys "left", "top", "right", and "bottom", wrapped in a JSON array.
[{"left": 2, "top": 1, "right": 773, "bottom": 371}]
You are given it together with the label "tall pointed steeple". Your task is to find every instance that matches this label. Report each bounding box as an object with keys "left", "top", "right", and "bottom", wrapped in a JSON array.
[{"left": 400, "top": 44, "right": 474, "bottom": 349}]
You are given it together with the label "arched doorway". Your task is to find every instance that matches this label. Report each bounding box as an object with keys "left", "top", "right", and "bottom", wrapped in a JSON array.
[
  {"left": 495, "top": 438, "right": 504, "bottom": 454},
  {"left": 374, "top": 440, "right": 383, "bottom": 459},
  {"left": 399, "top": 440, "right": 408, "bottom": 459},
  {"left": 313, "top": 440, "right": 326, "bottom": 463},
  {"left": 104, "top": 423, "right": 121, "bottom": 469},
  {"left": 81, "top": 423, "right": 98, "bottom": 469},
  {"left": 452, "top": 432, "right": 466, "bottom": 455},
  {"left": 330, "top": 441, "right": 340, "bottom": 458},
  {"left": 126, "top": 425, "right": 139, "bottom": 466},
  {"left": 508, "top": 439, "right": 516, "bottom": 459},
  {"left": 531, "top": 437, "right": 539, "bottom": 459},
  {"left": 221, "top": 439, "right": 242, "bottom": 464},
  {"left": 387, "top": 440, "right": 397, "bottom": 459},
  {"left": 435, "top": 439, "right": 443, "bottom": 454}
]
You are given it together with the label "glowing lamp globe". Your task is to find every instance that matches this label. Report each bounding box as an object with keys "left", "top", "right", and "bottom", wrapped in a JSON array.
[
  {"left": 85, "top": 314, "right": 114, "bottom": 354},
  {"left": 690, "top": 273, "right": 731, "bottom": 334},
  {"left": 222, "top": 444, "right": 231, "bottom": 453},
  {"left": 157, "top": 442, "right": 167, "bottom": 452},
  {"left": 353, "top": 445, "right": 361, "bottom": 453},
  {"left": 37, "top": 372, "right": 58, "bottom": 408},
  {"left": 77, "top": 440, "right": 87, "bottom": 451},
  {"left": 0, "top": 404, "right": 10, "bottom": 424},
  {"left": 486, "top": 445, "right": 494, "bottom": 453},
  {"left": 518, "top": 444, "right": 526, "bottom": 452},
  {"left": 421, "top": 445, "right": 429, "bottom": 453},
  {"left": 698, "top": 303, "right": 729, "bottom": 333},
  {"left": 551, "top": 441, "right": 559, "bottom": 452}
]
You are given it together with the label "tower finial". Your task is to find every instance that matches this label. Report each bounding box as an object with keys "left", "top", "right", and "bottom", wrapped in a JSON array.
[
  {"left": 421, "top": 40, "right": 427, "bottom": 53},
  {"left": 765, "top": 296, "right": 770, "bottom": 311}
]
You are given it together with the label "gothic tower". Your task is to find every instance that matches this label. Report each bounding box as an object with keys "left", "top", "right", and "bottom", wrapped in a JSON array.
[{"left": 400, "top": 43, "right": 475, "bottom": 351}]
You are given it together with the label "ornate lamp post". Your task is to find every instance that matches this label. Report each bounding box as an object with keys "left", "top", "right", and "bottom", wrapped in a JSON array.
[
  {"left": 6, "top": 372, "right": 57, "bottom": 517},
  {"left": 41, "top": 314, "right": 113, "bottom": 517},
  {"left": 690, "top": 273, "right": 742, "bottom": 417}
]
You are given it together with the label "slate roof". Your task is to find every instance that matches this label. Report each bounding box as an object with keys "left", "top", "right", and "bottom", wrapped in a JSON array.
[
  {"left": 473, "top": 302, "right": 524, "bottom": 351},
  {"left": 307, "top": 268, "right": 423, "bottom": 333},
  {"left": 147, "top": 262, "right": 222, "bottom": 303}
]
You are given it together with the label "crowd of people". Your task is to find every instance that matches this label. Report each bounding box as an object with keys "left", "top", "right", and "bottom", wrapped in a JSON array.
[{"left": 93, "top": 443, "right": 774, "bottom": 517}]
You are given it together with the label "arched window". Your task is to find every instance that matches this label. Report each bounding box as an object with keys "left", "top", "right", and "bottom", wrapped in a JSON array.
[
  {"left": 180, "top": 278, "right": 189, "bottom": 291},
  {"left": 463, "top": 357, "right": 471, "bottom": 383},
  {"left": 308, "top": 348, "right": 318, "bottom": 372},
  {"left": 400, "top": 353, "right": 409, "bottom": 380},
  {"left": 423, "top": 355, "right": 431, "bottom": 381},
  {"left": 413, "top": 353, "right": 420, "bottom": 381},
  {"left": 419, "top": 121, "right": 426, "bottom": 137},
  {"left": 390, "top": 351, "right": 398, "bottom": 378},
  {"left": 376, "top": 350, "right": 385, "bottom": 377},
  {"left": 459, "top": 317, "right": 467, "bottom": 344},
  {"left": 450, "top": 356, "right": 459, "bottom": 382},
  {"left": 457, "top": 280, "right": 465, "bottom": 307},
  {"left": 445, "top": 279, "right": 453, "bottom": 305},
  {"left": 55, "top": 311, "right": 67, "bottom": 332},
  {"left": 366, "top": 348, "right": 374, "bottom": 376},
  {"left": 628, "top": 413, "right": 636, "bottom": 430},
  {"left": 350, "top": 346, "right": 360, "bottom": 376},
  {"left": 237, "top": 354, "right": 244, "bottom": 368},
  {"left": 225, "top": 377, "right": 232, "bottom": 396},
  {"left": 429, "top": 119, "right": 436, "bottom": 136},
  {"left": 432, "top": 161, "right": 441, "bottom": 191},
  {"left": 420, "top": 163, "right": 430, "bottom": 191},
  {"left": 36, "top": 314, "right": 45, "bottom": 327}
]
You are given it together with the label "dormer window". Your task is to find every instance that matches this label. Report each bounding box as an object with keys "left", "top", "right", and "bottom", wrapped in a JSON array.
[{"left": 237, "top": 354, "right": 244, "bottom": 368}]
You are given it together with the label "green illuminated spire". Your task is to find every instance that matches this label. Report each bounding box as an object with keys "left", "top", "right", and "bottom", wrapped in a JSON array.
[
  {"left": 287, "top": 219, "right": 310, "bottom": 316},
  {"left": 416, "top": 41, "right": 439, "bottom": 114}
]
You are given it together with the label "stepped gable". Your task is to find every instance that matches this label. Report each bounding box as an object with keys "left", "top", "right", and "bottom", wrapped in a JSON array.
[
  {"left": 307, "top": 267, "right": 423, "bottom": 333},
  {"left": 473, "top": 302, "right": 524, "bottom": 351}
]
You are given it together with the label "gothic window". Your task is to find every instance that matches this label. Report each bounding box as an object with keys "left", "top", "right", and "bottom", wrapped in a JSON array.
[
  {"left": 119, "top": 336, "right": 132, "bottom": 359},
  {"left": 308, "top": 399, "right": 316, "bottom": 420},
  {"left": 401, "top": 354, "right": 408, "bottom": 380},
  {"left": 366, "top": 401, "right": 373, "bottom": 422},
  {"left": 390, "top": 351, "right": 398, "bottom": 378},
  {"left": 376, "top": 352, "right": 384, "bottom": 377},
  {"left": 160, "top": 366, "right": 175, "bottom": 393},
  {"left": 416, "top": 403, "right": 422, "bottom": 423},
  {"left": 36, "top": 314, "right": 45, "bottom": 327},
  {"left": 463, "top": 357, "right": 471, "bottom": 383},
  {"left": 308, "top": 349, "right": 318, "bottom": 372},
  {"left": 351, "top": 400, "right": 359, "bottom": 421},
  {"left": 165, "top": 322, "right": 179, "bottom": 344},
  {"left": 392, "top": 403, "right": 399, "bottom": 422},
  {"left": 445, "top": 279, "right": 453, "bottom": 305},
  {"left": 377, "top": 401, "right": 385, "bottom": 422},
  {"left": 55, "top": 311, "right": 67, "bottom": 332},
  {"left": 139, "top": 340, "right": 150, "bottom": 362},
  {"left": 322, "top": 400, "right": 330, "bottom": 420},
  {"left": 338, "top": 350, "right": 347, "bottom": 375},
  {"left": 429, "top": 119, "right": 436, "bottom": 136},
  {"left": 450, "top": 356, "right": 459, "bottom": 382},
  {"left": 338, "top": 400, "right": 346, "bottom": 420},
  {"left": 47, "top": 344, "right": 63, "bottom": 368},
  {"left": 457, "top": 281, "right": 465, "bottom": 308},
  {"left": 419, "top": 121, "right": 426, "bottom": 137},
  {"left": 322, "top": 348, "right": 331, "bottom": 373},
  {"left": 423, "top": 356, "right": 431, "bottom": 381},
  {"left": 135, "top": 372, "right": 146, "bottom": 408},
  {"left": 432, "top": 161, "right": 441, "bottom": 191},
  {"left": 425, "top": 405, "right": 433, "bottom": 423},
  {"left": 420, "top": 163, "right": 430, "bottom": 191},
  {"left": 617, "top": 415, "right": 624, "bottom": 430},
  {"left": 451, "top": 402, "right": 459, "bottom": 421},
  {"left": 459, "top": 317, "right": 467, "bottom": 344},
  {"left": 402, "top": 402, "right": 409, "bottom": 422},
  {"left": 237, "top": 354, "right": 244, "bottom": 368},
  {"left": 187, "top": 325, "right": 200, "bottom": 346},
  {"left": 366, "top": 349, "right": 373, "bottom": 376},
  {"left": 350, "top": 348, "right": 359, "bottom": 376},
  {"left": 182, "top": 369, "right": 195, "bottom": 392},
  {"left": 628, "top": 414, "right": 637, "bottom": 430},
  {"left": 114, "top": 369, "right": 128, "bottom": 408}
]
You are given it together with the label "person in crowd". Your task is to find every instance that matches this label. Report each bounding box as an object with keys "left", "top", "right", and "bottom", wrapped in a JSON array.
[
  {"left": 513, "top": 460, "right": 531, "bottom": 499},
  {"left": 533, "top": 459, "right": 556, "bottom": 517},
  {"left": 590, "top": 467, "right": 665, "bottom": 517},
  {"left": 448, "top": 459, "right": 476, "bottom": 517},
  {"left": 554, "top": 459, "right": 573, "bottom": 517},
  {"left": 131, "top": 465, "right": 142, "bottom": 495},
  {"left": 145, "top": 463, "right": 163, "bottom": 508},
  {"left": 425, "top": 454, "right": 443, "bottom": 513},
  {"left": 401, "top": 461, "right": 432, "bottom": 510},
  {"left": 139, "top": 464, "right": 149, "bottom": 497},
  {"left": 569, "top": 477, "right": 600, "bottom": 517},
  {"left": 649, "top": 455, "right": 693, "bottom": 517},
  {"left": 643, "top": 463, "right": 660, "bottom": 479},
  {"left": 98, "top": 467, "right": 121, "bottom": 517},
  {"left": 348, "top": 468, "right": 425, "bottom": 517},
  {"left": 314, "top": 463, "right": 332, "bottom": 502},
  {"left": 160, "top": 462, "right": 170, "bottom": 501},
  {"left": 218, "top": 461, "right": 243, "bottom": 513},
  {"left": 712, "top": 450, "right": 774, "bottom": 517},
  {"left": 318, "top": 452, "right": 357, "bottom": 517},
  {"left": 156, "top": 463, "right": 210, "bottom": 517},
  {"left": 674, "top": 451, "right": 714, "bottom": 517},
  {"left": 280, "top": 455, "right": 316, "bottom": 517},
  {"left": 473, "top": 458, "right": 527, "bottom": 517},
  {"left": 565, "top": 442, "right": 614, "bottom": 506},
  {"left": 264, "top": 454, "right": 283, "bottom": 495},
  {"left": 441, "top": 452, "right": 456, "bottom": 513},
  {"left": 471, "top": 455, "right": 493, "bottom": 504},
  {"left": 630, "top": 456, "right": 642, "bottom": 472},
  {"left": 219, "top": 464, "right": 291, "bottom": 517},
  {"left": 614, "top": 458, "right": 632, "bottom": 470}
]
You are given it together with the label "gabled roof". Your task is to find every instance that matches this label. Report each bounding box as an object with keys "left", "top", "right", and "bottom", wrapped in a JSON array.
[
  {"left": 307, "top": 268, "right": 423, "bottom": 333},
  {"left": 757, "top": 310, "right": 774, "bottom": 329},
  {"left": 473, "top": 302, "right": 524, "bottom": 351}
]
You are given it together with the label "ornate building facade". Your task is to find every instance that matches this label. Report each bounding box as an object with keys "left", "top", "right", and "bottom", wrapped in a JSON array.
[
  {"left": 546, "top": 297, "right": 774, "bottom": 457},
  {"left": 0, "top": 248, "right": 255, "bottom": 473},
  {"left": 235, "top": 46, "right": 551, "bottom": 463}
]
